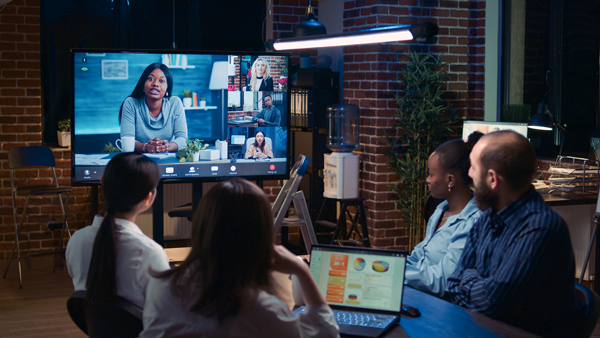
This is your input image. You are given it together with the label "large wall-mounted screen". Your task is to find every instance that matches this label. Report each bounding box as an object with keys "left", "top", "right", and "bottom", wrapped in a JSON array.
[{"left": 71, "top": 49, "right": 291, "bottom": 186}]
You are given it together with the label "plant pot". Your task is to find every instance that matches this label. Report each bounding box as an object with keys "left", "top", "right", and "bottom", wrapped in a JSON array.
[
  {"left": 299, "top": 56, "right": 311, "bottom": 69},
  {"left": 57, "top": 131, "right": 71, "bottom": 147},
  {"left": 199, "top": 100, "right": 206, "bottom": 108},
  {"left": 183, "top": 97, "right": 193, "bottom": 108},
  {"left": 192, "top": 152, "right": 200, "bottom": 162}
]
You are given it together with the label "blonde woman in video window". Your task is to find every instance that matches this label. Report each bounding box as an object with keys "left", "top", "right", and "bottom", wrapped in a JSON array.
[{"left": 248, "top": 57, "right": 273, "bottom": 91}]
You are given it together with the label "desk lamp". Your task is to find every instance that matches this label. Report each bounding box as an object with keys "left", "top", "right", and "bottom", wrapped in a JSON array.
[{"left": 528, "top": 101, "right": 567, "bottom": 158}]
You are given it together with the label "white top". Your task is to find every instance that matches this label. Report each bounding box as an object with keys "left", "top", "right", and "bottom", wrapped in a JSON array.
[
  {"left": 66, "top": 215, "right": 170, "bottom": 309},
  {"left": 140, "top": 272, "right": 340, "bottom": 338}
]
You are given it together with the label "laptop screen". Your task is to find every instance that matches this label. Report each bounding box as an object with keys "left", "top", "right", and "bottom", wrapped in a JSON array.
[{"left": 309, "top": 245, "right": 407, "bottom": 313}]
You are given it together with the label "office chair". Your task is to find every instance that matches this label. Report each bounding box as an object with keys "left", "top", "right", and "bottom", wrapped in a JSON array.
[
  {"left": 3, "top": 146, "right": 72, "bottom": 288},
  {"left": 574, "top": 283, "right": 600, "bottom": 338},
  {"left": 67, "top": 291, "right": 143, "bottom": 338}
]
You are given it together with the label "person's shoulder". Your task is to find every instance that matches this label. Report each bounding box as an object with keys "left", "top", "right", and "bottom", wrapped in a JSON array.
[{"left": 251, "top": 290, "right": 290, "bottom": 316}]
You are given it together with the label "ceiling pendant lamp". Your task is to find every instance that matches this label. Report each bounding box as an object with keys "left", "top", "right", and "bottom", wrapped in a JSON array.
[{"left": 293, "top": 1, "right": 327, "bottom": 38}]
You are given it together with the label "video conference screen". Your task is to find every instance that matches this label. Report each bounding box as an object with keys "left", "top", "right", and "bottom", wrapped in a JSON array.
[{"left": 71, "top": 49, "right": 291, "bottom": 185}]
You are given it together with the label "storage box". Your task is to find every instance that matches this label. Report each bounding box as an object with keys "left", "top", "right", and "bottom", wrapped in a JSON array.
[
  {"left": 199, "top": 149, "right": 220, "bottom": 160},
  {"left": 215, "top": 140, "right": 228, "bottom": 159}
]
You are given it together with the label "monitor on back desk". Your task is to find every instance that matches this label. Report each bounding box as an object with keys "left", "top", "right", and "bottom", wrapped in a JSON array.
[{"left": 462, "top": 120, "right": 529, "bottom": 141}]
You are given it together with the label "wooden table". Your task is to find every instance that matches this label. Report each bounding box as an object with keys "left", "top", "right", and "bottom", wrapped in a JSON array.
[
  {"left": 390, "top": 287, "right": 538, "bottom": 338},
  {"left": 164, "top": 248, "right": 536, "bottom": 337}
]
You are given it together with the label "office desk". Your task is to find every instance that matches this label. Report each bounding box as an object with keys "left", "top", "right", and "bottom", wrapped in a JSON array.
[
  {"left": 391, "top": 287, "right": 538, "bottom": 338},
  {"left": 163, "top": 248, "right": 536, "bottom": 337}
]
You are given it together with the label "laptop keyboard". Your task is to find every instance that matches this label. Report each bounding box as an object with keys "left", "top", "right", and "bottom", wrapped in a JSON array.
[
  {"left": 294, "top": 307, "right": 396, "bottom": 329},
  {"left": 333, "top": 310, "right": 396, "bottom": 329}
]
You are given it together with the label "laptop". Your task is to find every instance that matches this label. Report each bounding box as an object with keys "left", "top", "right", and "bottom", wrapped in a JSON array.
[{"left": 294, "top": 245, "right": 407, "bottom": 338}]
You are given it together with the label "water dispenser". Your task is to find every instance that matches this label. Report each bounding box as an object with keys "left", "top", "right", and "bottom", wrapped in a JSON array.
[{"left": 323, "top": 104, "right": 360, "bottom": 199}]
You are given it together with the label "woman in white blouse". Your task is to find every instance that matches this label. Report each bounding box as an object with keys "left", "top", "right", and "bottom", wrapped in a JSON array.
[
  {"left": 66, "top": 153, "right": 170, "bottom": 309},
  {"left": 140, "top": 178, "right": 339, "bottom": 338}
]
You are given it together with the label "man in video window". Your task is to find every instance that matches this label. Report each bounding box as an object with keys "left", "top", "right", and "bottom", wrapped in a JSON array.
[
  {"left": 446, "top": 130, "right": 581, "bottom": 337},
  {"left": 251, "top": 94, "right": 280, "bottom": 127}
]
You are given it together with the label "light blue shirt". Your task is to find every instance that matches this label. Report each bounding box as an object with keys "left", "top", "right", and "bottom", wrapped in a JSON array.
[
  {"left": 120, "top": 95, "right": 188, "bottom": 150},
  {"left": 404, "top": 198, "right": 481, "bottom": 298}
]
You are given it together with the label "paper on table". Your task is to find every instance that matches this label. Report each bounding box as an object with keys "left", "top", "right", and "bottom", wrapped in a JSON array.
[
  {"left": 144, "top": 153, "right": 177, "bottom": 159},
  {"left": 75, "top": 154, "right": 111, "bottom": 165}
]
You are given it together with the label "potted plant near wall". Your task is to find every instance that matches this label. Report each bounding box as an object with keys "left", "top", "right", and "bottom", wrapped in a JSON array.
[
  {"left": 178, "top": 138, "right": 208, "bottom": 162},
  {"left": 57, "top": 118, "right": 71, "bottom": 147},
  {"left": 384, "top": 52, "right": 456, "bottom": 251},
  {"left": 181, "top": 90, "right": 193, "bottom": 108},
  {"left": 299, "top": 50, "right": 311, "bottom": 69}
]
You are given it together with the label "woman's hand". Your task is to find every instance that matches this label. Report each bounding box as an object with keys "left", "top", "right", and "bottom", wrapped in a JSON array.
[
  {"left": 255, "top": 149, "right": 267, "bottom": 159},
  {"left": 271, "top": 245, "right": 327, "bottom": 306},
  {"left": 145, "top": 138, "right": 170, "bottom": 153},
  {"left": 271, "top": 245, "right": 308, "bottom": 276}
]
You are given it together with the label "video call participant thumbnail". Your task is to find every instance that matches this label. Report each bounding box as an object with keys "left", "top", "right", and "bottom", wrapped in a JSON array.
[
  {"left": 251, "top": 94, "right": 280, "bottom": 127},
  {"left": 119, "top": 63, "right": 188, "bottom": 153}
]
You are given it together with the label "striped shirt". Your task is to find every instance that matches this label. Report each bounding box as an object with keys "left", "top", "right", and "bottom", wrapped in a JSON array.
[{"left": 447, "top": 187, "right": 580, "bottom": 337}]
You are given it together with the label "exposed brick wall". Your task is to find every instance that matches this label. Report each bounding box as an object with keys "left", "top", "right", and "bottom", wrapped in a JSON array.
[
  {"left": 0, "top": 0, "right": 94, "bottom": 259},
  {"left": 272, "top": 0, "right": 322, "bottom": 64},
  {"left": 341, "top": 0, "right": 486, "bottom": 250}
]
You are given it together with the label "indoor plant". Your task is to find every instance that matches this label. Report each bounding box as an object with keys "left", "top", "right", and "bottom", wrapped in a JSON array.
[
  {"left": 199, "top": 97, "right": 206, "bottom": 108},
  {"left": 384, "top": 52, "right": 456, "bottom": 251},
  {"left": 178, "top": 138, "right": 208, "bottom": 162},
  {"left": 57, "top": 118, "right": 71, "bottom": 147},
  {"left": 181, "top": 90, "right": 193, "bottom": 108}
]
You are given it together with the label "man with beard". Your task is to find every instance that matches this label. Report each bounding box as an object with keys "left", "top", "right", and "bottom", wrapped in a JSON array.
[{"left": 446, "top": 130, "right": 581, "bottom": 337}]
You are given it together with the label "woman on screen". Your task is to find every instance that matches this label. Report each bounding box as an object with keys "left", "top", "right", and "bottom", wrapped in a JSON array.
[
  {"left": 119, "top": 63, "right": 188, "bottom": 153},
  {"left": 245, "top": 130, "right": 273, "bottom": 159},
  {"left": 66, "top": 153, "right": 170, "bottom": 309},
  {"left": 247, "top": 57, "right": 273, "bottom": 91},
  {"left": 140, "top": 179, "right": 338, "bottom": 337},
  {"left": 404, "top": 132, "right": 483, "bottom": 298}
]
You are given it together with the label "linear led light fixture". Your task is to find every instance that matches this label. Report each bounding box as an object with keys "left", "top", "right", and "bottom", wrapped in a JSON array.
[{"left": 267, "top": 23, "right": 438, "bottom": 51}]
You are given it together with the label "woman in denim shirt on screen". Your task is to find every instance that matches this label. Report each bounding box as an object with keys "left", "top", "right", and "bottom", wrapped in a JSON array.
[{"left": 405, "top": 132, "right": 483, "bottom": 298}]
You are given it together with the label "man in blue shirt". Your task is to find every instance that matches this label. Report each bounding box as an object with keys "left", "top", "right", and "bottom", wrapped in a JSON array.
[{"left": 447, "top": 131, "right": 581, "bottom": 337}]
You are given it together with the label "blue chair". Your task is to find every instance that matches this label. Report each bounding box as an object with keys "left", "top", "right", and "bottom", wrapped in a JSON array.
[{"left": 574, "top": 283, "right": 600, "bottom": 338}]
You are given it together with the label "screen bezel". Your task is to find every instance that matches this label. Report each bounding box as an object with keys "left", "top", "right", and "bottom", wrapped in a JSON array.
[{"left": 70, "top": 48, "right": 292, "bottom": 186}]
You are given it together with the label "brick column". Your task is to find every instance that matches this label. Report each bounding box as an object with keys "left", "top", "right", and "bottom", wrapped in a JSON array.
[{"left": 342, "top": 0, "right": 486, "bottom": 249}]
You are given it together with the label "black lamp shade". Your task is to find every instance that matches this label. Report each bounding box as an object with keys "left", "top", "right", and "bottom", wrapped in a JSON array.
[
  {"left": 293, "top": 13, "right": 327, "bottom": 37},
  {"left": 528, "top": 103, "right": 553, "bottom": 131}
]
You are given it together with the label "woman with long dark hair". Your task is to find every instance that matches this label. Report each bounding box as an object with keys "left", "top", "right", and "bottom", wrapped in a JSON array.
[
  {"left": 404, "top": 132, "right": 484, "bottom": 298},
  {"left": 66, "top": 153, "right": 169, "bottom": 308},
  {"left": 244, "top": 130, "right": 273, "bottom": 159},
  {"left": 140, "top": 179, "right": 338, "bottom": 337},
  {"left": 119, "top": 62, "right": 188, "bottom": 153}
]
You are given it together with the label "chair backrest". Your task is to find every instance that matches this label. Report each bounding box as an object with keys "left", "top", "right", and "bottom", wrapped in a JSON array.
[
  {"left": 574, "top": 283, "right": 600, "bottom": 338},
  {"left": 8, "top": 146, "right": 56, "bottom": 169},
  {"left": 67, "top": 291, "right": 143, "bottom": 338},
  {"left": 246, "top": 137, "right": 273, "bottom": 154}
]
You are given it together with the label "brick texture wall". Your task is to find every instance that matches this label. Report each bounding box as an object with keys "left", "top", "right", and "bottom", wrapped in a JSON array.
[
  {"left": 0, "top": 0, "right": 95, "bottom": 259},
  {"left": 341, "top": 0, "right": 486, "bottom": 250}
]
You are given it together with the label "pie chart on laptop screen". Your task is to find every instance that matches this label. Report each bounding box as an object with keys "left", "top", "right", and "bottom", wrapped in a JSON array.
[
  {"left": 353, "top": 258, "right": 366, "bottom": 271},
  {"left": 372, "top": 260, "right": 389, "bottom": 272}
]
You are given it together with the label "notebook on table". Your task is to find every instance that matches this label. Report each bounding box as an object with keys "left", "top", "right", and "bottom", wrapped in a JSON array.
[{"left": 294, "top": 245, "right": 407, "bottom": 338}]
